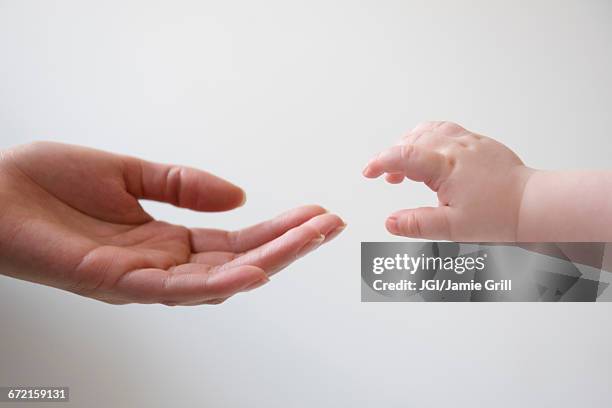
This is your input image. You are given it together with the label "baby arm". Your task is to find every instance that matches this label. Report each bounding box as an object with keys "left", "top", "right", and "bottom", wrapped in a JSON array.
[
  {"left": 518, "top": 170, "right": 612, "bottom": 241},
  {"left": 363, "top": 121, "right": 612, "bottom": 242}
]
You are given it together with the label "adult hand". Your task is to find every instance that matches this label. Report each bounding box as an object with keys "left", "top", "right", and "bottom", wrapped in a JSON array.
[{"left": 0, "top": 142, "right": 345, "bottom": 305}]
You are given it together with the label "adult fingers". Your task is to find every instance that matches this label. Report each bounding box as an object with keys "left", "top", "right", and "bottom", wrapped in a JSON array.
[
  {"left": 122, "top": 157, "right": 245, "bottom": 212},
  {"left": 113, "top": 264, "right": 267, "bottom": 304},
  {"left": 190, "top": 205, "right": 327, "bottom": 253},
  {"left": 216, "top": 213, "right": 345, "bottom": 276}
]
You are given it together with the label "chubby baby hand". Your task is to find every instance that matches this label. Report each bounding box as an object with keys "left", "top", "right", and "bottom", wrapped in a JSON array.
[{"left": 363, "top": 121, "right": 534, "bottom": 241}]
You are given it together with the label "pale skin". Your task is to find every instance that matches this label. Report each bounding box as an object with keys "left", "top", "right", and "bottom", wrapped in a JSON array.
[
  {"left": 363, "top": 121, "right": 612, "bottom": 242},
  {"left": 0, "top": 142, "right": 345, "bottom": 305},
  {"left": 2, "top": 125, "right": 609, "bottom": 307}
]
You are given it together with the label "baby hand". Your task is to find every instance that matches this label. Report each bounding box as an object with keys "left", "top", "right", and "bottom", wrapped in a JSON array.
[{"left": 363, "top": 121, "right": 534, "bottom": 241}]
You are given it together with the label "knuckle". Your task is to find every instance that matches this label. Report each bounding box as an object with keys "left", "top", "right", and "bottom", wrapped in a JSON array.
[
  {"left": 226, "top": 230, "right": 240, "bottom": 252},
  {"left": 456, "top": 132, "right": 484, "bottom": 147},
  {"left": 439, "top": 121, "right": 464, "bottom": 133},
  {"left": 400, "top": 143, "right": 416, "bottom": 161},
  {"left": 165, "top": 166, "right": 185, "bottom": 206},
  {"left": 200, "top": 273, "right": 211, "bottom": 294},
  {"left": 401, "top": 212, "right": 422, "bottom": 237}
]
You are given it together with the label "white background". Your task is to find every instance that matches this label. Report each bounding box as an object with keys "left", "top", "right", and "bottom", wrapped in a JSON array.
[{"left": 1, "top": 0, "right": 612, "bottom": 406}]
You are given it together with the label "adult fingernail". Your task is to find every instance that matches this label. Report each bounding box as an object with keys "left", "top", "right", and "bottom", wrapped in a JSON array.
[
  {"left": 386, "top": 216, "right": 400, "bottom": 234},
  {"left": 297, "top": 235, "right": 325, "bottom": 258},
  {"left": 362, "top": 165, "right": 371, "bottom": 176},
  {"left": 243, "top": 275, "right": 270, "bottom": 292},
  {"left": 238, "top": 190, "right": 247, "bottom": 207},
  {"left": 324, "top": 224, "right": 346, "bottom": 242}
]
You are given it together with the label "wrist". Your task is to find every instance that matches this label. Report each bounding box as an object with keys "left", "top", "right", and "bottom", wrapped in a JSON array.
[{"left": 515, "top": 166, "right": 542, "bottom": 241}]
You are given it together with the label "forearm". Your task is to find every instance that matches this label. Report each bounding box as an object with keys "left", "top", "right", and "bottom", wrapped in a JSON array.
[{"left": 518, "top": 170, "right": 612, "bottom": 241}]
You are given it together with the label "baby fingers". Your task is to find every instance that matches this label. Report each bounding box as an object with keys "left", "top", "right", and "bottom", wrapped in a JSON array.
[{"left": 362, "top": 144, "right": 452, "bottom": 191}]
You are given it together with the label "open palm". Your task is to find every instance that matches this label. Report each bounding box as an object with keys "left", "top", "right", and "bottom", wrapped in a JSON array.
[{"left": 0, "top": 142, "right": 344, "bottom": 305}]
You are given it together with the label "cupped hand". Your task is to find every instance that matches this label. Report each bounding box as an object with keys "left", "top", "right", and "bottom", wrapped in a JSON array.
[
  {"left": 363, "top": 121, "right": 533, "bottom": 241},
  {"left": 0, "top": 142, "right": 345, "bottom": 305}
]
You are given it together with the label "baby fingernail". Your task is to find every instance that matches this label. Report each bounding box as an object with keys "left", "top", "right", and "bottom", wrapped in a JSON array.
[
  {"left": 243, "top": 275, "right": 270, "bottom": 292},
  {"left": 297, "top": 235, "right": 325, "bottom": 258},
  {"left": 386, "top": 217, "right": 400, "bottom": 234}
]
